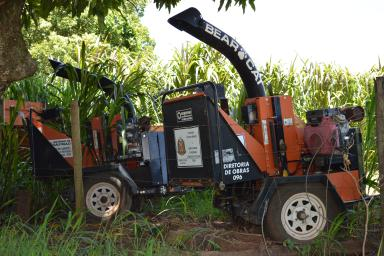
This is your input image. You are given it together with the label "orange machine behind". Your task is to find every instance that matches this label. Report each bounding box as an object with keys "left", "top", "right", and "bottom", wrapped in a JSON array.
[{"left": 2, "top": 99, "right": 126, "bottom": 169}]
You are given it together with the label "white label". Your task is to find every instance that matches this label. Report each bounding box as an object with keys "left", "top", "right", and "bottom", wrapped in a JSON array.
[
  {"left": 223, "top": 161, "right": 250, "bottom": 181},
  {"left": 141, "top": 133, "right": 150, "bottom": 161},
  {"left": 237, "top": 135, "right": 245, "bottom": 146},
  {"left": 49, "top": 139, "right": 73, "bottom": 158},
  {"left": 261, "top": 120, "right": 269, "bottom": 145},
  {"left": 174, "top": 126, "right": 203, "bottom": 168},
  {"left": 176, "top": 108, "right": 193, "bottom": 123},
  {"left": 214, "top": 148, "right": 236, "bottom": 164},
  {"left": 92, "top": 130, "right": 99, "bottom": 149},
  {"left": 284, "top": 118, "right": 293, "bottom": 126}
]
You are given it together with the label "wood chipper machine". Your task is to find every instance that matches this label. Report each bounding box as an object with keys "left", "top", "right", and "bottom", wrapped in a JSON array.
[{"left": 2, "top": 7, "right": 367, "bottom": 243}]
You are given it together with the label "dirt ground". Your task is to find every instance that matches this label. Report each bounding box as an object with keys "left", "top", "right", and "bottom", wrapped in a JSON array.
[{"left": 153, "top": 216, "right": 376, "bottom": 256}]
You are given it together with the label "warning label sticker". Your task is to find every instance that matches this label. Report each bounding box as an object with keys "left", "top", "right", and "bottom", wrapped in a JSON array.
[
  {"left": 49, "top": 139, "right": 73, "bottom": 158},
  {"left": 174, "top": 126, "right": 203, "bottom": 168},
  {"left": 176, "top": 108, "right": 193, "bottom": 123},
  {"left": 261, "top": 120, "right": 269, "bottom": 145},
  {"left": 214, "top": 148, "right": 236, "bottom": 164}
]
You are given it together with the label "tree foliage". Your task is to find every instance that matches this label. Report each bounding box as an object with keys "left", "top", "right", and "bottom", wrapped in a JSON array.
[
  {"left": 23, "top": 0, "right": 147, "bottom": 26},
  {"left": 153, "top": 0, "right": 256, "bottom": 12},
  {"left": 23, "top": 1, "right": 152, "bottom": 50},
  {"left": 23, "top": 0, "right": 256, "bottom": 29}
]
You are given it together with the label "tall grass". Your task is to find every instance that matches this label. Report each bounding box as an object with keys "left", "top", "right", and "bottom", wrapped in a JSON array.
[
  {"left": 153, "top": 189, "right": 227, "bottom": 222},
  {"left": 0, "top": 189, "right": 227, "bottom": 255},
  {"left": 0, "top": 210, "right": 169, "bottom": 255},
  {"left": 0, "top": 99, "right": 32, "bottom": 207},
  {"left": 168, "top": 43, "right": 242, "bottom": 113}
]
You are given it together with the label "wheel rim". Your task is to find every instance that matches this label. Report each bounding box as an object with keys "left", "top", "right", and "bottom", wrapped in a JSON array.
[
  {"left": 280, "top": 192, "right": 327, "bottom": 241},
  {"left": 86, "top": 182, "right": 120, "bottom": 218}
]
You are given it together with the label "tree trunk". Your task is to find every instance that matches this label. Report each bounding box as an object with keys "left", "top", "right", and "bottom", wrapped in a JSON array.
[
  {"left": 71, "top": 101, "right": 84, "bottom": 214},
  {"left": 0, "top": 0, "right": 37, "bottom": 94},
  {"left": 375, "top": 77, "right": 384, "bottom": 237}
]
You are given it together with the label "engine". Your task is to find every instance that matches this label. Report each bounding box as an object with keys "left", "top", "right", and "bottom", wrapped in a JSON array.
[
  {"left": 303, "top": 107, "right": 364, "bottom": 172},
  {"left": 304, "top": 108, "right": 351, "bottom": 155}
]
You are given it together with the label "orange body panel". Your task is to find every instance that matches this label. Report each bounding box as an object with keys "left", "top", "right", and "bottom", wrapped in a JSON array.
[
  {"left": 90, "top": 117, "right": 104, "bottom": 163},
  {"left": 180, "top": 180, "right": 205, "bottom": 187},
  {"left": 278, "top": 96, "right": 303, "bottom": 174},
  {"left": 150, "top": 125, "right": 164, "bottom": 132},
  {"left": 327, "top": 170, "right": 361, "bottom": 202},
  {"left": 82, "top": 147, "right": 96, "bottom": 167},
  {"left": 2, "top": 100, "right": 43, "bottom": 126},
  {"left": 163, "top": 92, "right": 205, "bottom": 104},
  {"left": 244, "top": 96, "right": 304, "bottom": 176},
  {"left": 110, "top": 114, "right": 122, "bottom": 157},
  {"left": 245, "top": 97, "right": 274, "bottom": 174}
]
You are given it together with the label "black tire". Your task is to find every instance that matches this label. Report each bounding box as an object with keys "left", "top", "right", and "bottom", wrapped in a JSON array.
[
  {"left": 84, "top": 175, "right": 132, "bottom": 222},
  {"left": 264, "top": 183, "right": 342, "bottom": 243}
]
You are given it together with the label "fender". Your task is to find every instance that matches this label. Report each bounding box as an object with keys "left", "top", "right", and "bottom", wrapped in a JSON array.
[
  {"left": 246, "top": 175, "right": 346, "bottom": 225},
  {"left": 116, "top": 164, "right": 138, "bottom": 194},
  {"left": 83, "top": 163, "right": 138, "bottom": 194}
]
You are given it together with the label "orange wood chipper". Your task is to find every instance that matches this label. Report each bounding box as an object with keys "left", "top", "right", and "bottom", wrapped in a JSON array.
[{"left": 2, "top": 8, "right": 367, "bottom": 243}]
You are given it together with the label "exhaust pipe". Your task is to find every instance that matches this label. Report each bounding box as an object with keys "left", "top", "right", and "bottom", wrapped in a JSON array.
[{"left": 168, "top": 7, "right": 265, "bottom": 98}]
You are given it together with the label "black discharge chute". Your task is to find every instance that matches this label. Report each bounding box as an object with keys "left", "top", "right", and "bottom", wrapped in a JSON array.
[
  {"left": 49, "top": 59, "right": 136, "bottom": 119},
  {"left": 49, "top": 59, "right": 116, "bottom": 96},
  {"left": 168, "top": 7, "right": 265, "bottom": 98}
]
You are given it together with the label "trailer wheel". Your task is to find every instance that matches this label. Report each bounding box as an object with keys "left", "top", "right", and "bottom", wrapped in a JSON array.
[
  {"left": 84, "top": 175, "right": 131, "bottom": 221},
  {"left": 264, "top": 183, "right": 341, "bottom": 243}
]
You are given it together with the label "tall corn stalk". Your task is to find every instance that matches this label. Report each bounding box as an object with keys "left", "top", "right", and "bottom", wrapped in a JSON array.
[{"left": 0, "top": 99, "right": 31, "bottom": 206}]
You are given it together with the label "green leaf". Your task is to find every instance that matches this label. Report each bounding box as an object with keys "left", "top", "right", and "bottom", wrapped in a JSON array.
[
  {"left": 218, "top": 0, "right": 225, "bottom": 11},
  {"left": 225, "top": 0, "right": 232, "bottom": 10},
  {"left": 39, "top": 0, "right": 55, "bottom": 18},
  {"left": 249, "top": 0, "right": 256, "bottom": 10}
]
